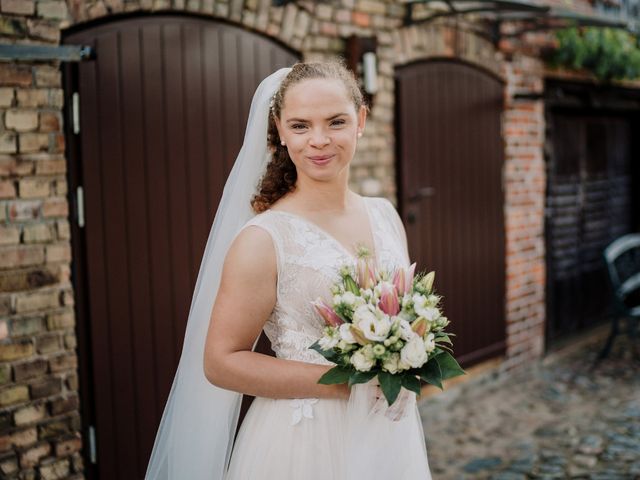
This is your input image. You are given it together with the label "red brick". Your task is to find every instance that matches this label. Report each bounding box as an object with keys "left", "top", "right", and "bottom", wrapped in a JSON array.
[
  {"left": 29, "top": 377, "right": 61, "bottom": 399},
  {"left": 49, "top": 395, "right": 78, "bottom": 415},
  {"left": 19, "top": 441, "right": 50, "bottom": 468},
  {"left": 13, "top": 358, "right": 48, "bottom": 382},
  {"left": 0, "top": 65, "right": 32, "bottom": 88}
]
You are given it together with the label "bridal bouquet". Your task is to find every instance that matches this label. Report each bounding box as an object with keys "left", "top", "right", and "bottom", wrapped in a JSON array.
[{"left": 309, "top": 249, "right": 465, "bottom": 406}]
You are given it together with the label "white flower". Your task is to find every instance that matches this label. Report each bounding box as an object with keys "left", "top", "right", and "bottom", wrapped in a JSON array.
[
  {"left": 333, "top": 294, "right": 343, "bottom": 305},
  {"left": 352, "top": 305, "right": 376, "bottom": 328},
  {"left": 412, "top": 293, "right": 427, "bottom": 309},
  {"left": 319, "top": 334, "right": 338, "bottom": 351},
  {"left": 339, "top": 323, "right": 357, "bottom": 344},
  {"left": 382, "top": 352, "right": 401, "bottom": 374},
  {"left": 351, "top": 349, "right": 375, "bottom": 372},
  {"left": 290, "top": 398, "right": 319, "bottom": 426},
  {"left": 400, "top": 336, "right": 429, "bottom": 368},
  {"left": 359, "top": 311, "right": 392, "bottom": 342},
  {"left": 341, "top": 291, "right": 357, "bottom": 306},
  {"left": 424, "top": 332, "right": 436, "bottom": 353},
  {"left": 414, "top": 304, "right": 441, "bottom": 321},
  {"left": 397, "top": 318, "right": 417, "bottom": 341}
]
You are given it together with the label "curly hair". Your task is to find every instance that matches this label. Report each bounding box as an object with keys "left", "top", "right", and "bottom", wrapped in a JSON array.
[{"left": 250, "top": 60, "right": 366, "bottom": 213}]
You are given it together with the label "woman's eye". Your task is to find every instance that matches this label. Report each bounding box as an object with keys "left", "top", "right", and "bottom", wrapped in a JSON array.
[
  {"left": 331, "top": 119, "right": 346, "bottom": 127},
  {"left": 291, "top": 124, "right": 307, "bottom": 130}
]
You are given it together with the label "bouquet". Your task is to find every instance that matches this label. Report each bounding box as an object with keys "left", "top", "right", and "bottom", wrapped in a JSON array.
[{"left": 309, "top": 248, "right": 465, "bottom": 406}]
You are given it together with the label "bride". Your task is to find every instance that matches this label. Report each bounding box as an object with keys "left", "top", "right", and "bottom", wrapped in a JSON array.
[{"left": 145, "top": 61, "right": 432, "bottom": 480}]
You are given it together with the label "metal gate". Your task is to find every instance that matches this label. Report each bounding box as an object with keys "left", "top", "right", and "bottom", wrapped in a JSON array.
[
  {"left": 395, "top": 59, "right": 507, "bottom": 367},
  {"left": 63, "top": 15, "right": 297, "bottom": 479}
]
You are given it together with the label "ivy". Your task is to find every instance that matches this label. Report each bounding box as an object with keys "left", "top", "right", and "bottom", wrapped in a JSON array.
[{"left": 548, "top": 26, "right": 640, "bottom": 81}]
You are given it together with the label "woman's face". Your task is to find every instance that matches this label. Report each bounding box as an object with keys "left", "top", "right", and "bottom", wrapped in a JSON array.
[{"left": 275, "top": 78, "right": 366, "bottom": 184}]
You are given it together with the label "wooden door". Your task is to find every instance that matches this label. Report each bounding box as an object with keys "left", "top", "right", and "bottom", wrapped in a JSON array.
[
  {"left": 545, "top": 112, "right": 635, "bottom": 341},
  {"left": 63, "top": 15, "right": 298, "bottom": 479},
  {"left": 396, "top": 59, "right": 507, "bottom": 367}
]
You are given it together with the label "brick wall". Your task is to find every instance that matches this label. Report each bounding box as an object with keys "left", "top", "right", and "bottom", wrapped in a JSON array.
[
  {"left": 0, "top": 58, "right": 82, "bottom": 480},
  {"left": 0, "top": 0, "right": 626, "bottom": 477}
]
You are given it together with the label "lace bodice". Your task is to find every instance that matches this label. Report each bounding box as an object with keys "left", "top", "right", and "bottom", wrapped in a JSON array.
[{"left": 241, "top": 196, "right": 410, "bottom": 366}]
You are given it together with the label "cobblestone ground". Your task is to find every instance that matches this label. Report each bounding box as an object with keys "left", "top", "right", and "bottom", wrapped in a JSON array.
[{"left": 418, "top": 325, "right": 640, "bottom": 480}]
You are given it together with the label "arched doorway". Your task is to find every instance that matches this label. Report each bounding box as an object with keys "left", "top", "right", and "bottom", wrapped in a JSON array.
[
  {"left": 395, "top": 59, "right": 506, "bottom": 368},
  {"left": 63, "top": 15, "right": 298, "bottom": 479}
]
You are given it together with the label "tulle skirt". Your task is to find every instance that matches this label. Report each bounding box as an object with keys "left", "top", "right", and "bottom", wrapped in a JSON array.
[{"left": 223, "top": 384, "right": 432, "bottom": 480}]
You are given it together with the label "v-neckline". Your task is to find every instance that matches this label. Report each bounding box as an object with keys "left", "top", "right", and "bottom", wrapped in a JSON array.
[{"left": 269, "top": 197, "right": 378, "bottom": 265}]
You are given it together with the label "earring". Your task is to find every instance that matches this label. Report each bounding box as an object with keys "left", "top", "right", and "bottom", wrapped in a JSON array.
[
  {"left": 280, "top": 140, "right": 286, "bottom": 146},
  {"left": 357, "top": 132, "right": 363, "bottom": 138}
]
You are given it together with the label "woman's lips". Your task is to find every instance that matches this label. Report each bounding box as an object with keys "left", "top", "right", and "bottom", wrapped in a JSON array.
[{"left": 308, "top": 154, "right": 335, "bottom": 165}]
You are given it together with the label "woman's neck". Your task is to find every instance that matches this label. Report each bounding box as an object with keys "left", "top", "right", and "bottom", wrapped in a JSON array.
[{"left": 286, "top": 175, "right": 357, "bottom": 214}]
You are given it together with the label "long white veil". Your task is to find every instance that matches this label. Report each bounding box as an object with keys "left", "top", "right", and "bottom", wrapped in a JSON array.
[{"left": 145, "top": 67, "right": 292, "bottom": 480}]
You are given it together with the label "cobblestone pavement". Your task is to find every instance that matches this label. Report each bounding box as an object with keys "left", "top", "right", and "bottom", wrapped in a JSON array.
[{"left": 418, "top": 325, "right": 640, "bottom": 480}]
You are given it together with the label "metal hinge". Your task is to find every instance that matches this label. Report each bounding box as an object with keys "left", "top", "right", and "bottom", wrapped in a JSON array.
[
  {"left": 88, "top": 425, "right": 97, "bottom": 464},
  {"left": 72, "top": 92, "right": 80, "bottom": 134},
  {"left": 76, "top": 186, "right": 85, "bottom": 228}
]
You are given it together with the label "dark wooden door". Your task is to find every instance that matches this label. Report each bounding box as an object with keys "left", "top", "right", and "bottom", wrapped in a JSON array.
[
  {"left": 63, "top": 15, "right": 297, "bottom": 479},
  {"left": 396, "top": 59, "right": 506, "bottom": 367},
  {"left": 545, "top": 112, "right": 635, "bottom": 342}
]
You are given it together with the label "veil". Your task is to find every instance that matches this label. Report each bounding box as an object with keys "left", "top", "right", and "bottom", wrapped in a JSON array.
[{"left": 145, "top": 66, "right": 292, "bottom": 480}]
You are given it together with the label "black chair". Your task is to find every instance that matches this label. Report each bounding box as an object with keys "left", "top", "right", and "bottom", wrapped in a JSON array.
[{"left": 594, "top": 233, "right": 640, "bottom": 365}]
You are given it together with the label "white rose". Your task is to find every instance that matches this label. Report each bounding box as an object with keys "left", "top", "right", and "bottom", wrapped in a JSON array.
[
  {"left": 360, "top": 312, "right": 392, "bottom": 342},
  {"left": 397, "top": 318, "right": 417, "bottom": 341},
  {"left": 339, "top": 323, "right": 357, "bottom": 344},
  {"left": 400, "top": 336, "right": 429, "bottom": 368},
  {"left": 351, "top": 349, "right": 375, "bottom": 372},
  {"left": 382, "top": 352, "right": 401, "bottom": 374},
  {"left": 424, "top": 332, "right": 436, "bottom": 353}
]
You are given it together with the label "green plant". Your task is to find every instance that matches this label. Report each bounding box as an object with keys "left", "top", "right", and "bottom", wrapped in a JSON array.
[{"left": 548, "top": 26, "right": 640, "bottom": 81}]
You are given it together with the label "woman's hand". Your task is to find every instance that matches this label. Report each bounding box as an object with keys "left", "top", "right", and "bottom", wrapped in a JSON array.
[{"left": 365, "top": 379, "right": 415, "bottom": 422}]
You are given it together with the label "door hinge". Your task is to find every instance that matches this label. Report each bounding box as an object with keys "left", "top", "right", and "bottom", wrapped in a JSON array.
[
  {"left": 72, "top": 92, "right": 80, "bottom": 134},
  {"left": 88, "top": 425, "right": 97, "bottom": 464},
  {"left": 76, "top": 185, "right": 85, "bottom": 228}
]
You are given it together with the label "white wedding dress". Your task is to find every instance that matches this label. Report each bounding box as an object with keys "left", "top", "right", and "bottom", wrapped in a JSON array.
[{"left": 223, "top": 196, "right": 432, "bottom": 480}]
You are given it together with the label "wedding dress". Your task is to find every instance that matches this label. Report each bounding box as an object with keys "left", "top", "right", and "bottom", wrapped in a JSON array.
[{"left": 223, "top": 196, "right": 432, "bottom": 480}]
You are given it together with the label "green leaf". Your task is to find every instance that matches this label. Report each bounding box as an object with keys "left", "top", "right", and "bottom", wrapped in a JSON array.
[
  {"left": 401, "top": 375, "right": 422, "bottom": 396},
  {"left": 419, "top": 358, "right": 443, "bottom": 390},
  {"left": 318, "top": 366, "right": 351, "bottom": 385},
  {"left": 309, "top": 340, "right": 340, "bottom": 363},
  {"left": 378, "top": 371, "right": 402, "bottom": 405},
  {"left": 348, "top": 370, "right": 377, "bottom": 387},
  {"left": 434, "top": 334, "right": 452, "bottom": 345},
  {"left": 434, "top": 351, "right": 466, "bottom": 380}
]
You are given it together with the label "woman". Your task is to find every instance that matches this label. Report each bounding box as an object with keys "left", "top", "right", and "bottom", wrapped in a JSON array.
[{"left": 145, "top": 61, "right": 432, "bottom": 480}]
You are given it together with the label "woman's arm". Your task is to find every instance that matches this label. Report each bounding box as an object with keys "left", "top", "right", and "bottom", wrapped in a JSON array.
[{"left": 203, "top": 225, "right": 348, "bottom": 400}]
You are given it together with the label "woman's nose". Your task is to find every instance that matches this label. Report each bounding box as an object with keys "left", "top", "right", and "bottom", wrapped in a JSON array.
[{"left": 309, "top": 129, "right": 330, "bottom": 147}]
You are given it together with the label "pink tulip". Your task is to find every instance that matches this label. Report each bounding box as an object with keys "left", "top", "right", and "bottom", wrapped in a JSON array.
[
  {"left": 392, "top": 268, "right": 405, "bottom": 295},
  {"left": 378, "top": 282, "right": 400, "bottom": 316},
  {"left": 312, "top": 299, "right": 343, "bottom": 327},
  {"left": 357, "top": 257, "right": 377, "bottom": 290},
  {"left": 411, "top": 317, "right": 428, "bottom": 337},
  {"left": 406, "top": 263, "right": 416, "bottom": 293}
]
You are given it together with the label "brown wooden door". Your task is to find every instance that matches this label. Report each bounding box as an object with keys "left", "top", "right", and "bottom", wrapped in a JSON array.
[
  {"left": 63, "top": 15, "right": 298, "bottom": 479},
  {"left": 396, "top": 59, "right": 506, "bottom": 367}
]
